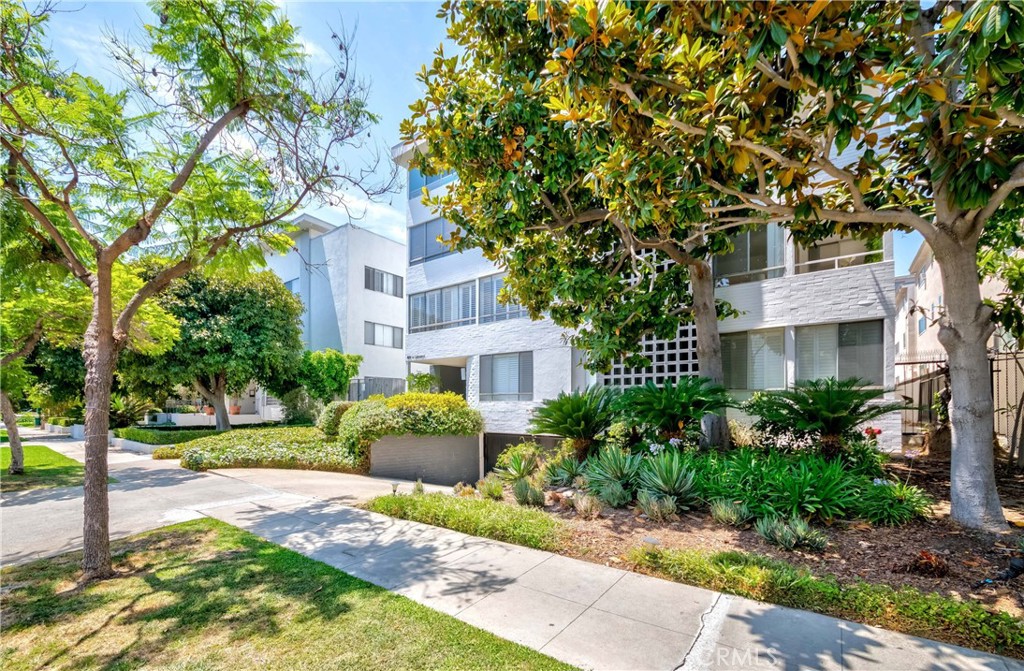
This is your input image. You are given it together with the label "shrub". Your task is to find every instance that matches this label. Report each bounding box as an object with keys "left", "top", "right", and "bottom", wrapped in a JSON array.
[
  {"left": 298, "top": 349, "right": 362, "bottom": 403},
  {"left": 755, "top": 516, "right": 828, "bottom": 552},
  {"left": 337, "top": 393, "right": 483, "bottom": 459},
  {"left": 366, "top": 493, "right": 565, "bottom": 550},
  {"left": 180, "top": 427, "right": 361, "bottom": 472},
  {"left": 631, "top": 547, "right": 1024, "bottom": 658},
  {"left": 407, "top": 372, "right": 440, "bottom": 393},
  {"left": 762, "top": 457, "right": 855, "bottom": 523},
  {"left": 529, "top": 385, "right": 619, "bottom": 457},
  {"left": 495, "top": 440, "right": 542, "bottom": 472},
  {"left": 113, "top": 427, "right": 221, "bottom": 445},
  {"left": 280, "top": 388, "right": 323, "bottom": 426},
  {"left": 636, "top": 490, "right": 678, "bottom": 522},
  {"left": 841, "top": 439, "right": 889, "bottom": 479},
  {"left": 512, "top": 478, "right": 546, "bottom": 507},
  {"left": 573, "top": 493, "right": 603, "bottom": 519},
  {"left": 412, "top": 479, "right": 425, "bottom": 495},
  {"left": 453, "top": 482, "right": 477, "bottom": 497},
  {"left": 638, "top": 450, "right": 698, "bottom": 510},
  {"left": 46, "top": 417, "right": 73, "bottom": 427},
  {"left": 615, "top": 377, "right": 731, "bottom": 440},
  {"left": 317, "top": 400, "right": 356, "bottom": 437},
  {"left": 151, "top": 445, "right": 184, "bottom": 459},
  {"left": 584, "top": 446, "right": 642, "bottom": 497},
  {"left": 728, "top": 420, "right": 762, "bottom": 449},
  {"left": 476, "top": 475, "right": 504, "bottom": 500},
  {"left": 710, "top": 499, "right": 752, "bottom": 526},
  {"left": 744, "top": 378, "right": 906, "bottom": 457},
  {"left": 855, "top": 480, "right": 932, "bottom": 526},
  {"left": 596, "top": 481, "right": 631, "bottom": 508}
]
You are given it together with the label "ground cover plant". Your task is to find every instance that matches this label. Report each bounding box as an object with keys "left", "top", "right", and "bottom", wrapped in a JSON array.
[
  {"left": 180, "top": 426, "right": 361, "bottom": 473},
  {"left": 366, "top": 492, "right": 566, "bottom": 551},
  {"left": 1, "top": 445, "right": 114, "bottom": 492},
  {"left": 631, "top": 546, "right": 1024, "bottom": 659},
  {"left": 0, "top": 519, "right": 572, "bottom": 671}
]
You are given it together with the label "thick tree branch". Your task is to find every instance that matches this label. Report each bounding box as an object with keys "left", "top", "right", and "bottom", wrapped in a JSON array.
[{"left": 1, "top": 319, "right": 44, "bottom": 365}]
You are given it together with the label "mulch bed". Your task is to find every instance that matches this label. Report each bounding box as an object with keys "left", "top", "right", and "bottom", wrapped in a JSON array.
[{"left": 540, "top": 457, "right": 1024, "bottom": 619}]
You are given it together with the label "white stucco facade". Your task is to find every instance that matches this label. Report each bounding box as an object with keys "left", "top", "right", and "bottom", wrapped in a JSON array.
[{"left": 265, "top": 214, "right": 409, "bottom": 393}]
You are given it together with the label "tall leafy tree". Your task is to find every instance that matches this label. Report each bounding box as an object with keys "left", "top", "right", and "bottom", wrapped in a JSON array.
[
  {"left": 297, "top": 349, "right": 363, "bottom": 403},
  {"left": 409, "top": 0, "right": 1024, "bottom": 531},
  {"left": 120, "top": 270, "right": 303, "bottom": 431},
  {"left": 1, "top": 1, "right": 391, "bottom": 577}
]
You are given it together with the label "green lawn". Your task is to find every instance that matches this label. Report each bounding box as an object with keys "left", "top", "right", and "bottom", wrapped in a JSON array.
[
  {"left": 0, "top": 519, "right": 573, "bottom": 671},
  {"left": 0, "top": 445, "right": 110, "bottom": 493}
]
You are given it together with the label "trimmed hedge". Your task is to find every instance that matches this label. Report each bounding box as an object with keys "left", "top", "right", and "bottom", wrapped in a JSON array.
[
  {"left": 113, "top": 427, "right": 222, "bottom": 445},
  {"left": 47, "top": 417, "right": 74, "bottom": 427},
  {"left": 632, "top": 546, "right": 1024, "bottom": 659},
  {"left": 317, "top": 400, "right": 356, "bottom": 437},
  {"left": 367, "top": 493, "right": 566, "bottom": 551},
  {"left": 338, "top": 392, "right": 483, "bottom": 458},
  {"left": 180, "top": 426, "right": 362, "bottom": 473}
]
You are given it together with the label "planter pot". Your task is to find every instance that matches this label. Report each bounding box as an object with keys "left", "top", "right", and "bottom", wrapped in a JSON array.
[
  {"left": 203, "top": 406, "right": 215, "bottom": 416},
  {"left": 228, "top": 406, "right": 241, "bottom": 415}
]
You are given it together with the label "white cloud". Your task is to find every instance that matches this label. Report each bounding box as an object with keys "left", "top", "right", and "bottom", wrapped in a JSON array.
[{"left": 299, "top": 36, "right": 333, "bottom": 68}]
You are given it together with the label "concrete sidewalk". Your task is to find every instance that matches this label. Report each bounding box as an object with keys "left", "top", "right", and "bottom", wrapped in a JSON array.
[{"left": 196, "top": 494, "right": 1022, "bottom": 671}]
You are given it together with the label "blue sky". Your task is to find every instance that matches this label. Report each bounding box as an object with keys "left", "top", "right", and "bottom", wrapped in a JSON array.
[{"left": 45, "top": 1, "right": 923, "bottom": 274}]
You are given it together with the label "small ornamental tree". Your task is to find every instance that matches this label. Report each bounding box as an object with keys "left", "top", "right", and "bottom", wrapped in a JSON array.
[
  {"left": 1, "top": 1, "right": 391, "bottom": 577},
  {"left": 410, "top": 0, "right": 1024, "bottom": 531},
  {"left": 298, "top": 349, "right": 363, "bottom": 403},
  {"left": 120, "top": 270, "right": 305, "bottom": 431}
]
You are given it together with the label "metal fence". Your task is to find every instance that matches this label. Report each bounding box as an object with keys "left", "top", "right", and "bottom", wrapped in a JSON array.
[
  {"left": 895, "top": 349, "right": 1024, "bottom": 466},
  {"left": 348, "top": 377, "right": 406, "bottom": 401}
]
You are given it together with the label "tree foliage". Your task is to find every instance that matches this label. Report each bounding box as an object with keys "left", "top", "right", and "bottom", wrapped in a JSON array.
[{"left": 297, "top": 349, "right": 363, "bottom": 403}]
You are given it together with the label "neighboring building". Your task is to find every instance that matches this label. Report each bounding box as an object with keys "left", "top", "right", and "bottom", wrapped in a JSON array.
[
  {"left": 393, "top": 144, "right": 899, "bottom": 451},
  {"left": 895, "top": 241, "right": 1014, "bottom": 381},
  {"left": 393, "top": 144, "right": 592, "bottom": 444},
  {"left": 264, "top": 214, "right": 409, "bottom": 399}
]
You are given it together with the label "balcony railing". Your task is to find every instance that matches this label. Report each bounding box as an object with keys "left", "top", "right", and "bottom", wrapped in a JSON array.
[
  {"left": 794, "top": 250, "right": 884, "bottom": 274},
  {"left": 714, "top": 265, "right": 785, "bottom": 287}
]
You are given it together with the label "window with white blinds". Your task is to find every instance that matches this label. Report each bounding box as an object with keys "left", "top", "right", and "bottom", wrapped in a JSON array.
[
  {"left": 479, "top": 274, "right": 526, "bottom": 324},
  {"left": 479, "top": 352, "right": 533, "bottom": 401},
  {"left": 721, "top": 329, "right": 785, "bottom": 390},
  {"left": 796, "top": 320, "right": 883, "bottom": 385},
  {"left": 714, "top": 224, "right": 785, "bottom": 285},
  {"left": 409, "top": 281, "right": 476, "bottom": 333},
  {"left": 409, "top": 218, "right": 458, "bottom": 264},
  {"left": 364, "top": 266, "right": 403, "bottom": 297},
  {"left": 364, "top": 321, "right": 403, "bottom": 348}
]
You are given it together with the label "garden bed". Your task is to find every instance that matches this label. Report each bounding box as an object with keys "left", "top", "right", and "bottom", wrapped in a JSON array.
[{"left": 179, "top": 426, "right": 363, "bottom": 473}]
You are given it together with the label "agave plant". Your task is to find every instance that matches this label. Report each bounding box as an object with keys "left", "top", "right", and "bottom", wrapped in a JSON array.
[
  {"left": 637, "top": 449, "right": 698, "bottom": 510},
  {"left": 584, "top": 446, "right": 643, "bottom": 497},
  {"left": 744, "top": 378, "right": 907, "bottom": 457},
  {"left": 497, "top": 451, "right": 539, "bottom": 483},
  {"left": 529, "top": 385, "right": 620, "bottom": 458},
  {"left": 615, "top": 377, "right": 731, "bottom": 441}
]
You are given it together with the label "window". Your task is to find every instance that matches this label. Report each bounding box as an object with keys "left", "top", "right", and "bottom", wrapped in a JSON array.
[
  {"left": 721, "top": 329, "right": 785, "bottom": 390},
  {"left": 284, "top": 278, "right": 299, "bottom": 294},
  {"left": 714, "top": 225, "right": 785, "bottom": 285},
  {"left": 918, "top": 316, "right": 927, "bottom": 335},
  {"left": 364, "top": 321, "right": 403, "bottom": 348},
  {"left": 479, "top": 274, "right": 527, "bottom": 323},
  {"left": 409, "top": 218, "right": 458, "bottom": 264},
  {"left": 409, "top": 281, "right": 476, "bottom": 333},
  {"left": 480, "top": 352, "right": 532, "bottom": 401},
  {"left": 796, "top": 320, "right": 883, "bottom": 386},
  {"left": 408, "top": 168, "right": 456, "bottom": 198},
  {"left": 364, "top": 266, "right": 403, "bottom": 298}
]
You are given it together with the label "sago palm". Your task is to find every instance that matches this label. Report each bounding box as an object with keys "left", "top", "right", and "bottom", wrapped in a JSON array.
[
  {"left": 744, "top": 378, "right": 907, "bottom": 457},
  {"left": 616, "top": 377, "right": 732, "bottom": 441},
  {"left": 529, "top": 385, "right": 619, "bottom": 457}
]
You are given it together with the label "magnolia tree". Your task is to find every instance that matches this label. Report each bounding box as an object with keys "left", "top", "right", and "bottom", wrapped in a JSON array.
[
  {"left": 409, "top": 0, "right": 1024, "bottom": 530},
  {"left": 119, "top": 270, "right": 304, "bottom": 431},
  {"left": 1, "top": 0, "right": 392, "bottom": 577}
]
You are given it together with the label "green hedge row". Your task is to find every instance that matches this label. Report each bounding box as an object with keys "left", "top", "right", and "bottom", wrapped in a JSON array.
[
  {"left": 180, "top": 426, "right": 362, "bottom": 473},
  {"left": 113, "top": 427, "right": 222, "bottom": 445}
]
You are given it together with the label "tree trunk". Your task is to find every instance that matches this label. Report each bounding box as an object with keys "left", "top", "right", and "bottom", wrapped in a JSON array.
[
  {"left": 691, "top": 261, "right": 730, "bottom": 449},
  {"left": 82, "top": 264, "right": 117, "bottom": 580},
  {"left": 934, "top": 242, "right": 1006, "bottom": 531},
  {"left": 195, "top": 375, "right": 231, "bottom": 431},
  {"left": 1, "top": 391, "right": 24, "bottom": 474}
]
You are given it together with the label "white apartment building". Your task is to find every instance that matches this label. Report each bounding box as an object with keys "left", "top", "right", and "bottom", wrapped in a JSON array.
[
  {"left": 265, "top": 214, "right": 409, "bottom": 399},
  {"left": 393, "top": 145, "right": 899, "bottom": 451}
]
